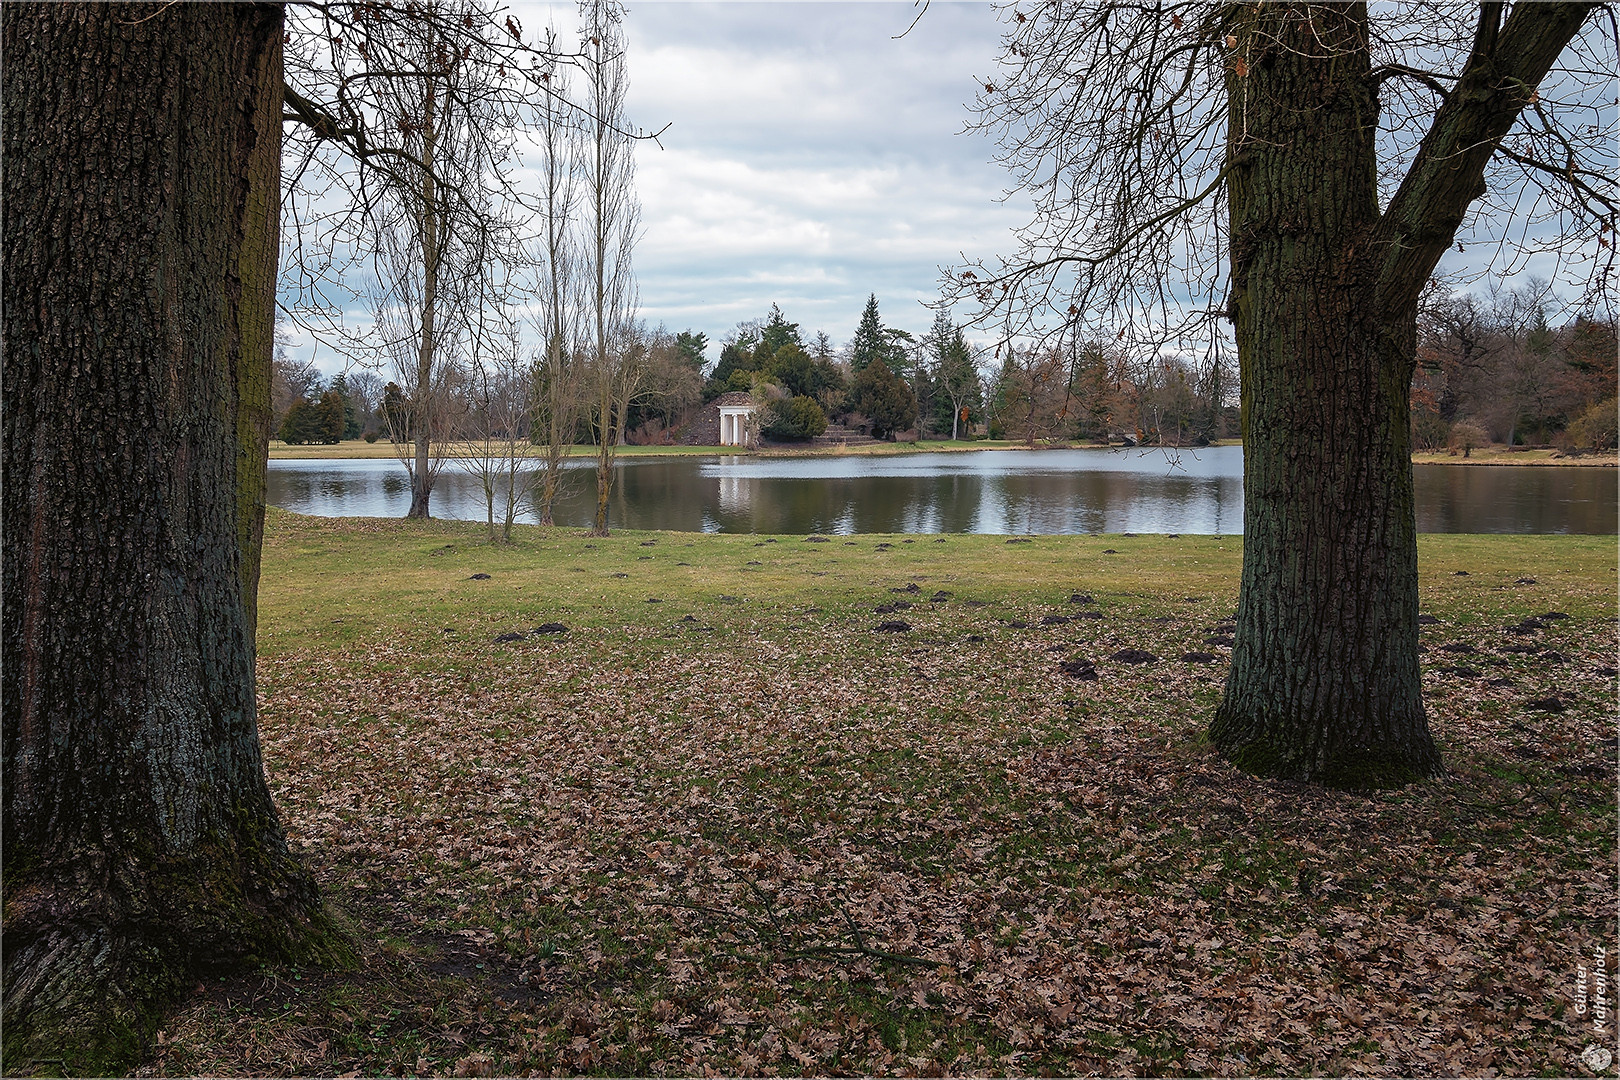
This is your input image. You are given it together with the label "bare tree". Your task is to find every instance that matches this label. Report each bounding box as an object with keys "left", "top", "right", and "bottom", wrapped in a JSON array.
[
  {"left": 455, "top": 324, "right": 533, "bottom": 542},
  {"left": 349, "top": 1, "right": 526, "bottom": 518},
  {"left": 950, "top": 3, "right": 1616, "bottom": 786},
  {"left": 527, "top": 27, "right": 585, "bottom": 527},
  {"left": 579, "top": 0, "right": 642, "bottom": 537},
  {"left": 345, "top": 368, "right": 387, "bottom": 436},
  {"left": 993, "top": 343, "right": 1071, "bottom": 445}
]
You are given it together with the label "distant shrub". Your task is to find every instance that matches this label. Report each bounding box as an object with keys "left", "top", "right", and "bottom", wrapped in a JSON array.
[
  {"left": 762, "top": 395, "right": 828, "bottom": 441},
  {"left": 1568, "top": 398, "right": 1618, "bottom": 451},
  {"left": 364, "top": 431, "right": 380, "bottom": 443},
  {"left": 1446, "top": 419, "right": 1490, "bottom": 458},
  {"left": 628, "top": 419, "right": 677, "bottom": 446},
  {"left": 1412, "top": 409, "right": 1450, "bottom": 451}
]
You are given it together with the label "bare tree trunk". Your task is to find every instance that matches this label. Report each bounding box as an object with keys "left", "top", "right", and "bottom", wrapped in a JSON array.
[
  {"left": 1210, "top": 4, "right": 1439, "bottom": 786},
  {"left": 2, "top": 6, "right": 334, "bottom": 1072},
  {"left": 409, "top": 79, "right": 441, "bottom": 519},
  {"left": 1210, "top": 2, "right": 1591, "bottom": 786},
  {"left": 593, "top": 384, "right": 614, "bottom": 536},
  {"left": 581, "top": 0, "right": 638, "bottom": 538}
]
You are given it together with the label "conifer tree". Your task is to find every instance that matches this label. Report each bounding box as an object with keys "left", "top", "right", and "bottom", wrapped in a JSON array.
[{"left": 849, "top": 293, "right": 886, "bottom": 374}]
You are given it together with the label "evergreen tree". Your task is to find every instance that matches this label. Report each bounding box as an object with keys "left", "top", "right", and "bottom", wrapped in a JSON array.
[
  {"left": 278, "top": 395, "right": 324, "bottom": 444},
  {"left": 757, "top": 303, "right": 801, "bottom": 360},
  {"left": 765, "top": 342, "right": 814, "bottom": 398},
  {"left": 851, "top": 359, "right": 918, "bottom": 439},
  {"left": 705, "top": 325, "right": 760, "bottom": 399},
  {"left": 673, "top": 330, "right": 708, "bottom": 373},
  {"left": 381, "top": 381, "right": 413, "bottom": 442},
  {"left": 929, "top": 320, "right": 984, "bottom": 440},
  {"left": 329, "top": 372, "right": 361, "bottom": 439},
  {"left": 761, "top": 395, "right": 828, "bottom": 441},
  {"left": 316, "top": 390, "right": 346, "bottom": 444},
  {"left": 849, "top": 294, "right": 885, "bottom": 374}
]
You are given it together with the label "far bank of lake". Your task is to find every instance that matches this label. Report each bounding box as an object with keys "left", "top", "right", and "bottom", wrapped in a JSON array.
[
  {"left": 270, "top": 438, "right": 1618, "bottom": 467},
  {"left": 267, "top": 446, "right": 1618, "bottom": 535}
]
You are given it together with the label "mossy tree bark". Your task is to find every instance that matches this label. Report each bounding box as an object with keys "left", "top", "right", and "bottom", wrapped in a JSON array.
[
  {"left": 1211, "top": 2, "right": 1595, "bottom": 787},
  {"left": 2, "top": 5, "right": 334, "bottom": 1073}
]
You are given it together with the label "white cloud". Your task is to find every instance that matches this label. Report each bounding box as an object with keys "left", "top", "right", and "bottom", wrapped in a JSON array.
[
  {"left": 612, "top": 2, "right": 1027, "bottom": 352},
  {"left": 279, "top": 2, "right": 1614, "bottom": 379}
]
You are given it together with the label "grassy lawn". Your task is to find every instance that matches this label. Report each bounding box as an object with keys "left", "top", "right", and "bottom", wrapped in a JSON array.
[{"left": 144, "top": 512, "right": 1617, "bottom": 1077}]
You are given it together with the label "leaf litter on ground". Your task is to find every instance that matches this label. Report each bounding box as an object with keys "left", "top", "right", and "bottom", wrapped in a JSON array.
[{"left": 141, "top": 513, "right": 1619, "bottom": 1078}]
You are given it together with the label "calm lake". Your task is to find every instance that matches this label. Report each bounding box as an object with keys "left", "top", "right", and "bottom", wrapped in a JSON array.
[{"left": 266, "top": 447, "right": 1617, "bottom": 535}]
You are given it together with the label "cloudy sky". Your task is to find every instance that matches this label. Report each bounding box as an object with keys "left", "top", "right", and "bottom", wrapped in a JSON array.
[
  {"left": 614, "top": 2, "right": 1028, "bottom": 356},
  {"left": 281, "top": 3, "right": 1612, "bottom": 375},
  {"left": 282, "top": 2, "right": 1030, "bottom": 373}
]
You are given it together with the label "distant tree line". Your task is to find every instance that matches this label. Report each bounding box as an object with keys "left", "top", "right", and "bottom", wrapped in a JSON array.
[
  {"left": 1413, "top": 281, "right": 1617, "bottom": 454},
  {"left": 272, "top": 351, "right": 380, "bottom": 444},
  {"left": 276, "top": 279, "right": 1613, "bottom": 458}
]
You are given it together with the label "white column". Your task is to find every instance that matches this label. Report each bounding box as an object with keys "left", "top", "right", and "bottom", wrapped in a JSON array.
[{"left": 722, "top": 413, "right": 731, "bottom": 445}]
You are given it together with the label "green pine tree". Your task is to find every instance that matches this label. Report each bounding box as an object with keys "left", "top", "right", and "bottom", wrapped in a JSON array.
[
  {"left": 329, "top": 372, "right": 361, "bottom": 439},
  {"left": 849, "top": 294, "right": 885, "bottom": 374},
  {"left": 851, "top": 359, "right": 918, "bottom": 439}
]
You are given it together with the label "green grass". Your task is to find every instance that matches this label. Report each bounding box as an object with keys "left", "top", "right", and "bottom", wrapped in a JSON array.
[{"left": 143, "top": 511, "right": 1618, "bottom": 1077}]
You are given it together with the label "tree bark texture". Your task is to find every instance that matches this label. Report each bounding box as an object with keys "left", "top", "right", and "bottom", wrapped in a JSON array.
[
  {"left": 1211, "top": 2, "right": 1592, "bottom": 787},
  {"left": 1212, "top": 5, "right": 1438, "bottom": 786},
  {"left": 2, "top": 6, "right": 332, "bottom": 1072}
]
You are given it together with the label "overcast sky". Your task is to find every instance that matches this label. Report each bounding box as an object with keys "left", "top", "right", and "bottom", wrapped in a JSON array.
[
  {"left": 281, "top": 3, "right": 1613, "bottom": 376},
  {"left": 614, "top": 2, "right": 1028, "bottom": 356},
  {"left": 283, "top": 2, "right": 1028, "bottom": 373}
]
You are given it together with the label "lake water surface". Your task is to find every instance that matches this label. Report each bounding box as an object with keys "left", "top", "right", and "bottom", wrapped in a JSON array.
[{"left": 267, "top": 447, "right": 1617, "bottom": 535}]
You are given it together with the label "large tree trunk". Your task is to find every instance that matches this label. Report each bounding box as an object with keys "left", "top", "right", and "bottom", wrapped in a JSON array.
[
  {"left": 1209, "top": 2, "right": 1592, "bottom": 788},
  {"left": 1210, "top": 5, "right": 1442, "bottom": 787},
  {"left": 2, "top": 6, "right": 334, "bottom": 1072}
]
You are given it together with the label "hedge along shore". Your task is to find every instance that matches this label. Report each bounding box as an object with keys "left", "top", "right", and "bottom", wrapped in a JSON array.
[{"left": 136, "top": 512, "right": 1618, "bottom": 1077}]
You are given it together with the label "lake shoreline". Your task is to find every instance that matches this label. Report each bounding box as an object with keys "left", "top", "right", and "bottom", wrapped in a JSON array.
[
  {"left": 268, "top": 446, "right": 1616, "bottom": 534},
  {"left": 270, "top": 439, "right": 1617, "bottom": 466}
]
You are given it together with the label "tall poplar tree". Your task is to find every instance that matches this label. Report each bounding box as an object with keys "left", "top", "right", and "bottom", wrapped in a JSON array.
[{"left": 581, "top": 0, "right": 642, "bottom": 537}]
